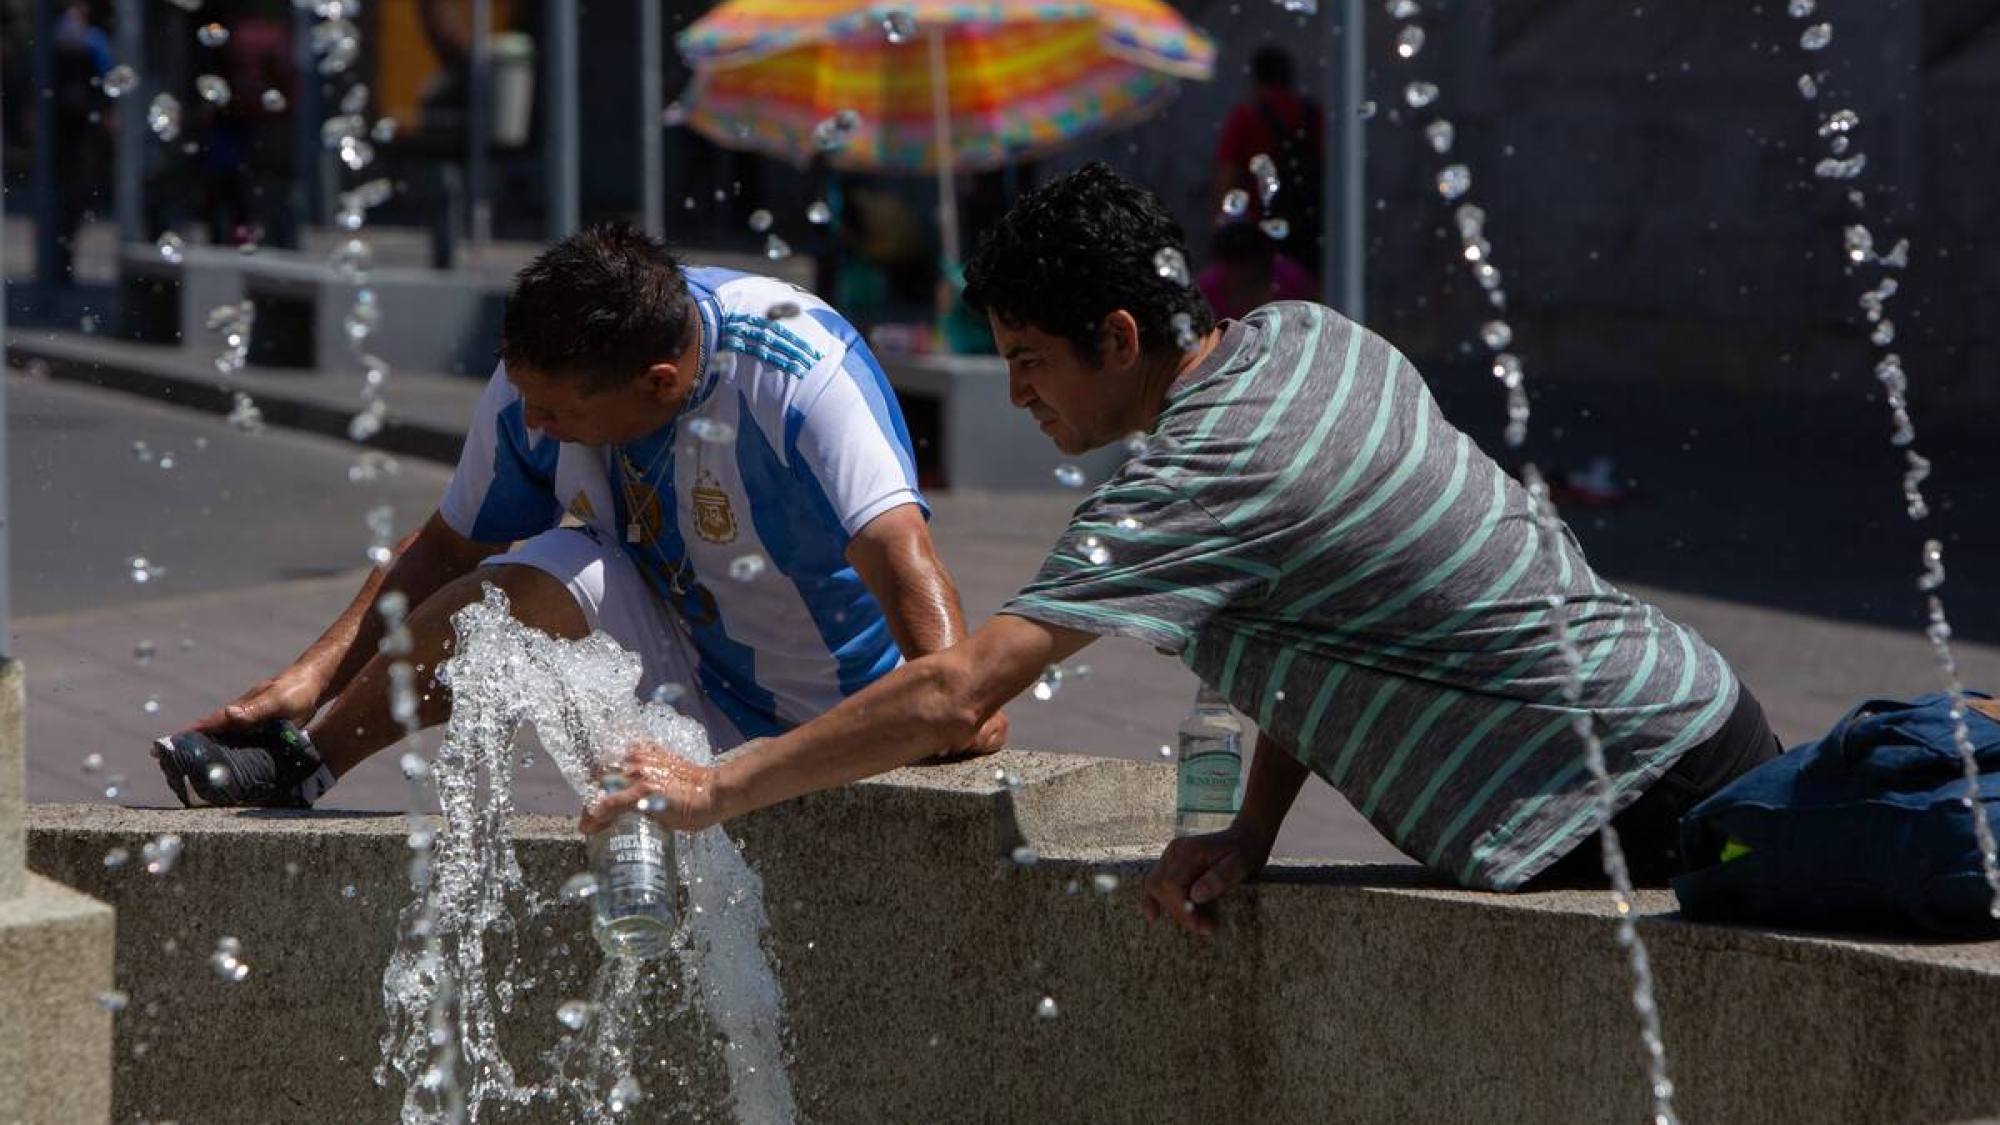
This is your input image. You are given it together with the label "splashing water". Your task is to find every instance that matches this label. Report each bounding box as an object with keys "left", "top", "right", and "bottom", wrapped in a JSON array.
[
  {"left": 1396, "top": 9, "right": 1677, "bottom": 1118},
  {"left": 1784, "top": 5, "right": 1997, "bottom": 917},
  {"left": 1522, "top": 470, "right": 1680, "bottom": 1125},
  {"left": 377, "top": 587, "right": 795, "bottom": 1123}
]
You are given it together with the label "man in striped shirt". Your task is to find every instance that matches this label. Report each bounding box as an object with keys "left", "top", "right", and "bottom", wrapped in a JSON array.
[{"left": 592, "top": 165, "right": 1782, "bottom": 920}]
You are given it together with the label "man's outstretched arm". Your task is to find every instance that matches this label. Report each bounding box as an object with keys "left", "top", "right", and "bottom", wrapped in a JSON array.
[
  {"left": 843, "top": 502, "right": 1007, "bottom": 756},
  {"left": 582, "top": 613, "right": 1093, "bottom": 833},
  {"left": 188, "top": 511, "right": 502, "bottom": 734}
]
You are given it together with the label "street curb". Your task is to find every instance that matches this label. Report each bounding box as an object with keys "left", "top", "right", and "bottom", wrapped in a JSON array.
[{"left": 4, "top": 335, "right": 465, "bottom": 467}]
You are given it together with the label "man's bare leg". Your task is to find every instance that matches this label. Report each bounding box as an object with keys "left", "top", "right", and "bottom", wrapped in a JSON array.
[{"left": 309, "top": 563, "right": 588, "bottom": 779}]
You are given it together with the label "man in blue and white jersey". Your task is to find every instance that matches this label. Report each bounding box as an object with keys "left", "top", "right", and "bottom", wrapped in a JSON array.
[{"left": 155, "top": 222, "right": 1003, "bottom": 807}]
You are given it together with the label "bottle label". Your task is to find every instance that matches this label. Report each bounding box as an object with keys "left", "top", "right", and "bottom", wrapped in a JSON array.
[{"left": 1177, "top": 751, "right": 1242, "bottom": 815}]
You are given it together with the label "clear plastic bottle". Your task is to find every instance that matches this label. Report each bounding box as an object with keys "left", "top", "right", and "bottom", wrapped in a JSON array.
[
  {"left": 1175, "top": 686, "right": 1245, "bottom": 836},
  {"left": 588, "top": 812, "right": 679, "bottom": 959}
]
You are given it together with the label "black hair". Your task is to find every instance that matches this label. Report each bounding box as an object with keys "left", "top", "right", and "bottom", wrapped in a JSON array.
[
  {"left": 1250, "top": 46, "right": 1295, "bottom": 88},
  {"left": 499, "top": 221, "right": 694, "bottom": 394},
  {"left": 962, "top": 163, "right": 1214, "bottom": 362}
]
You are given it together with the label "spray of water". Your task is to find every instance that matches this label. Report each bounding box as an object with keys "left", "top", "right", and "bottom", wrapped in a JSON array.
[
  {"left": 377, "top": 586, "right": 796, "bottom": 1123},
  {"left": 1385, "top": 6, "right": 1678, "bottom": 1119},
  {"left": 1782, "top": 3, "right": 2000, "bottom": 917}
]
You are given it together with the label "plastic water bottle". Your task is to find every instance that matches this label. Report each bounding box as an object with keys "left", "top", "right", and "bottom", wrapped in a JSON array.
[
  {"left": 588, "top": 812, "right": 679, "bottom": 959},
  {"left": 1176, "top": 686, "right": 1244, "bottom": 835}
]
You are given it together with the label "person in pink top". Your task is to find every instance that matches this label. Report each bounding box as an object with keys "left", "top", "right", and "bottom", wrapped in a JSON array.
[{"left": 1198, "top": 219, "right": 1321, "bottom": 322}]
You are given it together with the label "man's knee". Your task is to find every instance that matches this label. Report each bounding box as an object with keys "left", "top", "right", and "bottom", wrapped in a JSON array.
[{"left": 470, "top": 563, "right": 590, "bottom": 641}]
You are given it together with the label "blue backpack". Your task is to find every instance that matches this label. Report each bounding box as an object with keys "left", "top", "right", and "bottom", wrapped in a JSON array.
[{"left": 1673, "top": 692, "right": 2000, "bottom": 938}]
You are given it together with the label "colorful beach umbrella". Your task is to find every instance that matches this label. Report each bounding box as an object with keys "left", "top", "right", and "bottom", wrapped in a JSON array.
[{"left": 676, "top": 0, "right": 1216, "bottom": 262}]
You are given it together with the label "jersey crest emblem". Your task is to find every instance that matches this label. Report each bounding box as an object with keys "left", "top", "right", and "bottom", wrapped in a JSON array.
[{"left": 691, "top": 470, "right": 738, "bottom": 544}]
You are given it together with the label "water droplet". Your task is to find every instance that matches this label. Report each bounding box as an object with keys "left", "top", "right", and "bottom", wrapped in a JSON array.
[
  {"left": 1031, "top": 665, "right": 1064, "bottom": 702},
  {"left": 1788, "top": 0, "right": 1815, "bottom": 17},
  {"left": 204, "top": 763, "right": 229, "bottom": 788},
  {"left": 557, "top": 999, "right": 594, "bottom": 1030},
  {"left": 102, "top": 847, "right": 129, "bottom": 870},
  {"left": 1010, "top": 845, "right": 1040, "bottom": 867},
  {"left": 1080, "top": 536, "right": 1112, "bottom": 566},
  {"left": 1247, "top": 153, "right": 1280, "bottom": 206},
  {"left": 649, "top": 682, "right": 687, "bottom": 706},
  {"left": 1395, "top": 25, "right": 1426, "bottom": 59},
  {"left": 1387, "top": 0, "right": 1421, "bottom": 17},
  {"left": 1092, "top": 872, "right": 1119, "bottom": 894},
  {"left": 195, "top": 74, "right": 231, "bottom": 106},
  {"left": 81, "top": 753, "right": 103, "bottom": 774},
  {"left": 1815, "top": 153, "right": 1868, "bottom": 180},
  {"left": 147, "top": 93, "right": 182, "bottom": 141},
  {"left": 812, "top": 109, "right": 862, "bottom": 153},
  {"left": 103, "top": 775, "right": 125, "bottom": 800},
  {"left": 1796, "top": 73, "right": 1818, "bottom": 100},
  {"left": 636, "top": 793, "right": 668, "bottom": 815},
  {"left": 1843, "top": 223, "right": 1875, "bottom": 263},
  {"left": 686, "top": 416, "right": 737, "bottom": 443},
  {"left": 371, "top": 116, "right": 398, "bottom": 143},
  {"left": 764, "top": 234, "right": 792, "bottom": 261},
  {"left": 748, "top": 209, "right": 774, "bottom": 233},
  {"left": 1258, "top": 217, "right": 1291, "bottom": 240},
  {"left": 1220, "top": 189, "right": 1250, "bottom": 220},
  {"left": 1404, "top": 81, "right": 1440, "bottom": 109},
  {"left": 806, "top": 200, "right": 832, "bottom": 225},
  {"left": 129, "top": 554, "right": 162, "bottom": 584},
  {"left": 560, "top": 872, "right": 599, "bottom": 902},
  {"left": 1870, "top": 319, "right": 1896, "bottom": 347},
  {"left": 399, "top": 752, "right": 431, "bottom": 781},
  {"left": 1800, "top": 23, "right": 1832, "bottom": 51},
  {"left": 1053, "top": 464, "right": 1086, "bottom": 488},
  {"left": 882, "top": 9, "right": 917, "bottom": 42},
  {"left": 1158, "top": 744, "right": 1174, "bottom": 759},
  {"left": 342, "top": 884, "right": 358, "bottom": 899},
  {"left": 728, "top": 554, "right": 767, "bottom": 582},
  {"left": 197, "top": 21, "right": 230, "bottom": 47},
  {"left": 142, "top": 834, "right": 183, "bottom": 875},
  {"left": 1491, "top": 353, "right": 1524, "bottom": 389},
  {"left": 762, "top": 302, "right": 802, "bottom": 323},
  {"left": 1153, "top": 246, "right": 1191, "bottom": 287},
  {"left": 98, "top": 990, "right": 129, "bottom": 1013},
  {"left": 210, "top": 936, "right": 250, "bottom": 983},
  {"left": 1358, "top": 99, "right": 1378, "bottom": 120},
  {"left": 1279, "top": 0, "right": 1318, "bottom": 12},
  {"left": 1425, "top": 119, "right": 1455, "bottom": 154},
  {"left": 1171, "top": 311, "right": 1198, "bottom": 351},
  {"left": 259, "top": 87, "right": 287, "bottom": 112},
  {"left": 1436, "top": 164, "right": 1472, "bottom": 201},
  {"left": 103, "top": 65, "right": 139, "bottom": 98},
  {"left": 1479, "top": 320, "right": 1513, "bottom": 351},
  {"left": 608, "top": 1074, "right": 643, "bottom": 1113},
  {"left": 1918, "top": 539, "right": 1946, "bottom": 592},
  {"left": 141, "top": 696, "right": 162, "bottom": 717},
  {"left": 1036, "top": 996, "right": 1059, "bottom": 1022}
]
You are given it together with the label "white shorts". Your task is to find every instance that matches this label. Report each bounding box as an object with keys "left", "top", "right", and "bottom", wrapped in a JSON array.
[{"left": 486, "top": 525, "right": 746, "bottom": 751}]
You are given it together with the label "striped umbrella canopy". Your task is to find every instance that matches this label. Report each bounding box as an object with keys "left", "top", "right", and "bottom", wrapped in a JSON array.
[{"left": 675, "top": 1, "right": 1216, "bottom": 176}]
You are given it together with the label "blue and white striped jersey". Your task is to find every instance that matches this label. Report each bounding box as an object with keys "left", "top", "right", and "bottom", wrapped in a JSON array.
[{"left": 439, "top": 266, "right": 927, "bottom": 738}]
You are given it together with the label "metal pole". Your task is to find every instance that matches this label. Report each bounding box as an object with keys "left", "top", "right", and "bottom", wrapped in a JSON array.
[
  {"left": 1321, "top": 0, "right": 1367, "bottom": 319},
  {"left": 31, "top": 0, "right": 60, "bottom": 299},
  {"left": 547, "top": 0, "right": 580, "bottom": 239},
  {"left": 114, "top": 0, "right": 144, "bottom": 244},
  {"left": 468, "top": 0, "right": 494, "bottom": 246},
  {"left": 0, "top": 45, "right": 14, "bottom": 655},
  {"left": 638, "top": 0, "right": 664, "bottom": 239},
  {"left": 926, "top": 29, "right": 960, "bottom": 268}
]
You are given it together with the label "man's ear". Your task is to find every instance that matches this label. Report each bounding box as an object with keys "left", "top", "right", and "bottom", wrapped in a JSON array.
[
  {"left": 1099, "top": 310, "right": 1144, "bottom": 371},
  {"left": 643, "top": 361, "right": 681, "bottom": 402}
]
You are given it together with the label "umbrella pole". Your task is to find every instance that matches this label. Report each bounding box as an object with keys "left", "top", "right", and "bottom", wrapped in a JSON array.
[{"left": 927, "top": 28, "right": 962, "bottom": 269}]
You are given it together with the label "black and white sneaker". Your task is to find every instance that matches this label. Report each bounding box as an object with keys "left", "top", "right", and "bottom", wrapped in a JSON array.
[{"left": 151, "top": 720, "right": 334, "bottom": 809}]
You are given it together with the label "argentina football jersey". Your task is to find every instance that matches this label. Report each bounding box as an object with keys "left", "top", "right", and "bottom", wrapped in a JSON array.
[{"left": 439, "top": 266, "right": 927, "bottom": 740}]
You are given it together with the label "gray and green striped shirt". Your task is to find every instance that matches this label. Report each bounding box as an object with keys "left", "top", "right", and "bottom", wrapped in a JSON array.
[{"left": 1001, "top": 302, "right": 1738, "bottom": 891}]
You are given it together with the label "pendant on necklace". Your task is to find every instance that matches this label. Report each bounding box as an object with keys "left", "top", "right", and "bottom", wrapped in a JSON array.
[{"left": 627, "top": 521, "right": 643, "bottom": 543}]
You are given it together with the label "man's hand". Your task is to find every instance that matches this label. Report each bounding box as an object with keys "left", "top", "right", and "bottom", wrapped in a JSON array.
[
  {"left": 1139, "top": 824, "right": 1276, "bottom": 936},
  {"left": 188, "top": 664, "right": 329, "bottom": 736},
  {"left": 580, "top": 742, "right": 730, "bottom": 835},
  {"left": 915, "top": 711, "right": 1009, "bottom": 765}
]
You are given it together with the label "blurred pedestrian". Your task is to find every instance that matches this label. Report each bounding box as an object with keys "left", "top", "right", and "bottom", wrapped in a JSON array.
[
  {"left": 1213, "top": 46, "right": 1323, "bottom": 277},
  {"left": 51, "top": 0, "right": 114, "bottom": 283},
  {"left": 1196, "top": 217, "right": 1318, "bottom": 321}
]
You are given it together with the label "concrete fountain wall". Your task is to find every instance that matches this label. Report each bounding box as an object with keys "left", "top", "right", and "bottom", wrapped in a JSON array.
[{"left": 26, "top": 750, "right": 2000, "bottom": 1124}]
